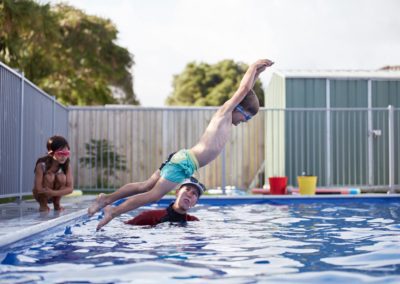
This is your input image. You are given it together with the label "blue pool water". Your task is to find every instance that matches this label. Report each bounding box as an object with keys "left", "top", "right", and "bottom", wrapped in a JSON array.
[{"left": 1, "top": 197, "right": 400, "bottom": 283}]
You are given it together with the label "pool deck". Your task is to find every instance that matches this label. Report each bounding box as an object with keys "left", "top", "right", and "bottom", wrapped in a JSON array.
[
  {"left": 1, "top": 193, "right": 399, "bottom": 249},
  {"left": 0, "top": 195, "right": 95, "bottom": 247}
]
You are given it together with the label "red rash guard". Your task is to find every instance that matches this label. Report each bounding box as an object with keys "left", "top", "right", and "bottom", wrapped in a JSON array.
[{"left": 125, "top": 203, "right": 199, "bottom": 226}]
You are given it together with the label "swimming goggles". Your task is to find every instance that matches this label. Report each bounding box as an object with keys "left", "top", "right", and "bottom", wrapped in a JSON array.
[
  {"left": 54, "top": 149, "right": 70, "bottom": 157},
  {"left": 235, "top": 105, "right": 252, "bottom": 121},
  {"left": 181, "top": 176, "right": 206, "bottom": 196}
]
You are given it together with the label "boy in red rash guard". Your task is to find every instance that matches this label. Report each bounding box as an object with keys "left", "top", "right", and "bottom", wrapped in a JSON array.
[{"left": 125, "top": 177, "right": 205, "bottom": 226}]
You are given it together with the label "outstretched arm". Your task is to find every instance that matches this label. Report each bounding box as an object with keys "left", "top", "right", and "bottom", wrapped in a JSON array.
[{"left": 221, "top": 59, "right": 274, "bottom": 114}]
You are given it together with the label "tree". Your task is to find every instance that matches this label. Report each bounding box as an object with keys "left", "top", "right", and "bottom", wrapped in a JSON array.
[
  {"left": 79, "top": 139, "right": 127, "bottom": 188},
  {"left": 0, "top": 0, "right": 139, "bottom": 105},
  {"left": 166, "top": 59, "right": 265, "bottom": 106}
]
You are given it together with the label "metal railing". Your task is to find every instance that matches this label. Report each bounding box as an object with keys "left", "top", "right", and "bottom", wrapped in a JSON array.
[{"left": 264, "top": 107, "right": 399, "bottom": 193}]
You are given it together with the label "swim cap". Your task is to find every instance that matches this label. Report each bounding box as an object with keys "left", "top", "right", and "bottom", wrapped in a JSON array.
[{"left": 180, "top": 177, "right": 206, "bottom": 196}]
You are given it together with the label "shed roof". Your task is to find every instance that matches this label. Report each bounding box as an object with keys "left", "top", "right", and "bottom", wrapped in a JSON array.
[{"left": 275, "top": 69, "right": 400, "bottom": 80}]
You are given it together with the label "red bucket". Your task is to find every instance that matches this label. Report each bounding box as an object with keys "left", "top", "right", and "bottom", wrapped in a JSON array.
[{"left": 269, "top": 177, "right": 288, "bottom": 195}]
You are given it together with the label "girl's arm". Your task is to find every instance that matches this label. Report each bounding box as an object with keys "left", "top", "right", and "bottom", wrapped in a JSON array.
[{"left": 48, "top": 166, "right": 74, "bottom": 197}]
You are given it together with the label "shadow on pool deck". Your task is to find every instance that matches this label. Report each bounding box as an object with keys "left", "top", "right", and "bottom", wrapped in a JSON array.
[{"left": 0, "top": 195, "right": 95, "bottom": 239}]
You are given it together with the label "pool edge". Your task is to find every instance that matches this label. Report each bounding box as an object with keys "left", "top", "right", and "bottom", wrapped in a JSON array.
[{"left": 0, "top": 209, "right": 87, "bottom": 249}]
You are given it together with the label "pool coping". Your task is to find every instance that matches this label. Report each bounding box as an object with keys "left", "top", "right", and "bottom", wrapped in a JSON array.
[
  {"left": 0, "top": 209, "right": 87, "bottom": 249},
  {"left": 1, "top": 194, "right": 398, "bottom": 250},
  {"left": 200, "top": 193, "right": 398, "bottom": 199}
]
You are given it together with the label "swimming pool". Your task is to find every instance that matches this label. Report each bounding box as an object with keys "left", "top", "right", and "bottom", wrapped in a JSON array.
[{"left": 1, "top": 196, "right": 400, "bottom": 283}]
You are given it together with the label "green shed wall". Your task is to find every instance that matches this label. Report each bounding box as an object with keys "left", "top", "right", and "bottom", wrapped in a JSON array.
[
  {"left": 265, "top": 73, "right": 400, "bottom": 188},
  {"left": 330, "top": 80, "right": 369, "bottom": 185},
  {"left": 372, "top": 81, "right": 400, "bottom": 185},
  {"left": 284, "top": 79, "right": 327, "bottom": 186}
]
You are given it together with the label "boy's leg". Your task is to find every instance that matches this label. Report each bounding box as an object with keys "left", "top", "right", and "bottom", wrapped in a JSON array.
[
  {"left": 97, "top": 177, "right": 177, "bottom": 230},
  {"left": 88, "top": 170, "right": 161, "bottom": 216}
]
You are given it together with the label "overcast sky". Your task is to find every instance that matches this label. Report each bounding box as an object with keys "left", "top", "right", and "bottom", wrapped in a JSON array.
[{"left": 46, "top": 0, "right": 400, "bottom": 106}]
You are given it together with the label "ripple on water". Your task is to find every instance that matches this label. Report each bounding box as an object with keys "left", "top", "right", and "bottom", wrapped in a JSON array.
[{"left": 1, "top": 202, "right": 399, "bottom": 282}]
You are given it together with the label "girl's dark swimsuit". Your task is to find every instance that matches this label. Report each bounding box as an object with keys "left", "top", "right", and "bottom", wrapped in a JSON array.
[{"left": 125, "top": 203, "right": 199, "bottom": 226}]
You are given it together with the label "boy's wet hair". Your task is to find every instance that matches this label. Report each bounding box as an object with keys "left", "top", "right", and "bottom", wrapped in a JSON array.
[{"left": 239, "top": 89, "right": 259, "bottom": 116}]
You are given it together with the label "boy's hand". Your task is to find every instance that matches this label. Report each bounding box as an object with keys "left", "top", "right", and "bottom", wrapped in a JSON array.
[{"left": 254, "top": 59, "right": 274, "bottom": 71}]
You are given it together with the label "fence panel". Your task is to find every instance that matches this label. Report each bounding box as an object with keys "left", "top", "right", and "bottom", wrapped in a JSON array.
[
  {"left": 0, "top": 63, "right": 22, "bottom": 197},
  {"left": 265, "top": 107, "right": 398, "bottom": 190},
  {"left": 22, "top": 83, "right": 57, "bottom": 196},
  {"left": 69, "top": 107, "right": 265, "bottom": 191}
]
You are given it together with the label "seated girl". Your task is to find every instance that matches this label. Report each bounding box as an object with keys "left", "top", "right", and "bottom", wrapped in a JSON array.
[{"left": 32, "top": 135, "right": 73, "bottom": 211}]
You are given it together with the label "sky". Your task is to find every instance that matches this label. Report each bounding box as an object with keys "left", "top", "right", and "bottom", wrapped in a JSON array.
[{"left": 45, "top": 0, "right": 400, "bottom": 106}]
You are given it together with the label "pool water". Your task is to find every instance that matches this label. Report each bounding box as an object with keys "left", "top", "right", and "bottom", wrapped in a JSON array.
[{"left": 1, "top": 200, "right": 400, "bottom": 283}]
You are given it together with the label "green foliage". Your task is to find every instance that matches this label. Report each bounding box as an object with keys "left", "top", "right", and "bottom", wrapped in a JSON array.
[
  {"left": 166, "top": 59, "right": 265, "bottom": 106},
  {"left": 79, "top": 139, "right": 127, "bottom": 187},
  {"left": 0, "top": 0, "right": 139, "bottom": 105}
]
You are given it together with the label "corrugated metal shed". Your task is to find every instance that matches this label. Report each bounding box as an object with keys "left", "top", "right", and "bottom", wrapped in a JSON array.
[{"left": 264, "top": 70, "right": 400, "bottom": 188}]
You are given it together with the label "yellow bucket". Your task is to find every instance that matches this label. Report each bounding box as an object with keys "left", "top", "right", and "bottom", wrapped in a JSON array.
[{"left": 297, "top": 176, "right": 317, "bottom": 195}]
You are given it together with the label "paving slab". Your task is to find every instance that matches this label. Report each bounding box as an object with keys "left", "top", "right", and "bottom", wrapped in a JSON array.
[{"left": 0, "top": 195, "right": 95, "bottom": 239}]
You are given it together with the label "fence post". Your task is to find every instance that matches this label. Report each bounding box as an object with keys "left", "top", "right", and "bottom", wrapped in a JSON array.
[
  {"left": 162, "top": 110, "right": 168, "bottom": 165},
  {"left": 18, "top": 72, "right": 25, "bottom": 201},
  {"left": 388, "top": 105, "right": 394, "bottom": 193},
  {"left": 367, "top": 80, "right": 374, "bottom": 186},
  {"left": 52, "top": 96, "right": 56, "bottom": 134},
  {"left": 326, "top": 79, "right": 331, "bottom": 186}
]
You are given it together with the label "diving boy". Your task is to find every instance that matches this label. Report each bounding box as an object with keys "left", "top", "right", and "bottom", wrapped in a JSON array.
[{"left": 95, "top": 58, "right": 274, "bottom": 230}]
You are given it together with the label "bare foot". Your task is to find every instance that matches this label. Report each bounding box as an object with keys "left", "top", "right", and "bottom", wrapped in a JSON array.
[
  {"left": 88, "top": 193, "right": 107, "bottom": 216},
  {"left": 39, "top": 206, "right": 50, "bottom": 212},
  {"left": 54, "top": 205, "right": 65, "bottom": 211},
  {"left": 96, "top": 205, "right": 114, "bottom": 231}
]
